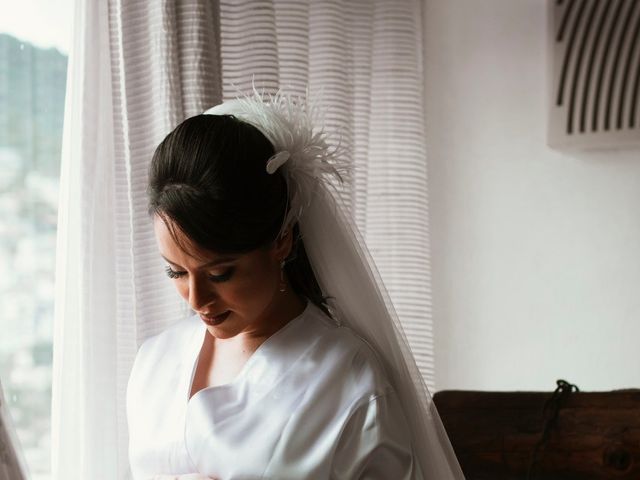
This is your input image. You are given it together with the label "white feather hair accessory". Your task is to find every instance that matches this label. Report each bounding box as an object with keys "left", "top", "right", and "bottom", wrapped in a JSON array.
[{"left": 203, "top": 88, "right": 351, "bottom": 241}]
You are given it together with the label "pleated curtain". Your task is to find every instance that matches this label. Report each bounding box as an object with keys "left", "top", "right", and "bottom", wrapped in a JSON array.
[{"left": 52, "top": 0, "right": 433, "bottom": 478}]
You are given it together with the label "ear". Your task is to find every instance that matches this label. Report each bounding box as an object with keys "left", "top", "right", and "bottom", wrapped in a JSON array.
[{"left": 271, "top": 225, "right": 294, "bottom": 263}]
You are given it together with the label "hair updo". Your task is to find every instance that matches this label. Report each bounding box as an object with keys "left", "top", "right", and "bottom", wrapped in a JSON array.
[{"left": 147, "top": 113, "right": 331, "bottom": 318}]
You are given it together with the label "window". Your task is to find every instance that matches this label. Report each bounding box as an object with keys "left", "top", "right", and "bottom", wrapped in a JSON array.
[{"left": 0, "top": 2, "right": 71, "bottom": 478}]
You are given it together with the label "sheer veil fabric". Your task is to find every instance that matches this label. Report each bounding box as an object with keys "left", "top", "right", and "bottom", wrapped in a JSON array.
[
  {"left": 205, "top": 95, "right": 464, "bottom": 478},
  {"left": 302, "top": 186, "right": 464, "bottom": 478}
]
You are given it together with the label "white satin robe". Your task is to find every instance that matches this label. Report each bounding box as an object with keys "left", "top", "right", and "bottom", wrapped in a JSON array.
[{"left": 127, "top": 301, "right": 423, "bottom": 479}]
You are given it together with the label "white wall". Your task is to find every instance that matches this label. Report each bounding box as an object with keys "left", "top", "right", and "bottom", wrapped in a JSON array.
[{"left": 424, "top": 0, "right": 640, "bottom": 392}]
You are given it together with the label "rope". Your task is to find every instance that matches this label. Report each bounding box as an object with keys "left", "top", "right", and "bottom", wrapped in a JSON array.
[{"left": 526, "top": 379, "right": 580, "bottom": 480}]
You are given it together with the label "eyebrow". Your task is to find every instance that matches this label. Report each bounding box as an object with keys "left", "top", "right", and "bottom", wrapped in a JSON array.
[{"left": 161, "top": 254, "right": 238, "bottom": 270}]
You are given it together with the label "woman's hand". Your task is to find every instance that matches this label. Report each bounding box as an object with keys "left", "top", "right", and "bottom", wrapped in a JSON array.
[{"left": 149, "top": 475, "right": 217, "bottom": 480}]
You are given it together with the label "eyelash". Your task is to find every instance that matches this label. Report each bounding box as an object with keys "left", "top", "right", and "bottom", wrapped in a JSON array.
[{"left": 164, "top": 266, "right": 234, "bottom": 283}]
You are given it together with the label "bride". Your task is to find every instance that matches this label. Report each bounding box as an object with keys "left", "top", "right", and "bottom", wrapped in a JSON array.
[{"left": 126, "top": 91, "right": 464, "bottom": 480}]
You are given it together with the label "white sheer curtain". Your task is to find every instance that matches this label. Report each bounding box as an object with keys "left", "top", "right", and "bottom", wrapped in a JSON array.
[
  {"left": 53, "top": 0, "right": 435, "bottom": 478},
  {"left": 52, "top": 0, "right": 221, "bottom": 478}
]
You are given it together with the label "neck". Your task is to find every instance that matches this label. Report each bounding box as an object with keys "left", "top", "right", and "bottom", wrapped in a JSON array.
[{"left": 265, "top": 289, "right": 308, "bottom": 336}]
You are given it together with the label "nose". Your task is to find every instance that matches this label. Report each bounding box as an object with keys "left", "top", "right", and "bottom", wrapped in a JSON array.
[{"left": 188, "top": 274, "right": 216, "bottom": 312}]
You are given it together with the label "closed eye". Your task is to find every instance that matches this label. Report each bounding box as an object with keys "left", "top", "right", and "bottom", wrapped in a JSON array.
[
  {"left": 165, "top": 266, "right": 186, "bottom": 279},
  {"left": 164, "top": 265, "right": 235, "bottom": 283},
  {"left": 208, "top": 268, "right": 235, "bottom": 283}
]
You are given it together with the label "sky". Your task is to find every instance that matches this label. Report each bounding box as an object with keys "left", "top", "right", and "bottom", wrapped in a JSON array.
[{"left": 0, "top": 0, "right": 73, "bottom": 53}]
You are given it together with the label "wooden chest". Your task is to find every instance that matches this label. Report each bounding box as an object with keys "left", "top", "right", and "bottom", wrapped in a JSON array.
[{"left": 433, "top": 388, "right": 640, "bottom": 479}]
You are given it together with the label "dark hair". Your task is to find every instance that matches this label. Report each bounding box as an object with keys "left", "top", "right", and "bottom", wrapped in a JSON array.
[{"left": 148, "top": 114, "right": 332, "bottom": 318}]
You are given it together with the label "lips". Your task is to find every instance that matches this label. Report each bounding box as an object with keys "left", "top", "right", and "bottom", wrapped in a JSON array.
[{"left": 199, "top": 310, "right": 231, "bottom": 326}]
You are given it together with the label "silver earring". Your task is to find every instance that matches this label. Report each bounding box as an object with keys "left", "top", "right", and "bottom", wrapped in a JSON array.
[{"left": 279, "top": 260, "right": 286, "bottom": 293}]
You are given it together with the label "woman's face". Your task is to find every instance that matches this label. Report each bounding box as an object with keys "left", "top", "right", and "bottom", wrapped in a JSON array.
[{"left": 153, "top": 214, "right": 293, "bottom": 340}]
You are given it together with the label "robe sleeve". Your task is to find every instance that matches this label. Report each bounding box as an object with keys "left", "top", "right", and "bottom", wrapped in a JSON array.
[{"left": 330, "top": 390, "right": 424, "bottom": 480}]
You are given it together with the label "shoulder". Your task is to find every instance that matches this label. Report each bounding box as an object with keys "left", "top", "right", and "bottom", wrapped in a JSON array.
[
  {"left": 137, "top": 313, "right": 201, "bottom": 357},
  {"left": 129, "top": 314, "right": 201, "bottom": 382},
  {"left": 127, "top": 314, "right": 201, "bottom": 401},
  {"left": 302, "top": 303, "right": 394, "bottom": 400}
]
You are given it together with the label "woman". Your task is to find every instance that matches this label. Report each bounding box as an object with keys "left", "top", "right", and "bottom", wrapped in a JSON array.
[{"left": 126, "top": 92, "right": 463, "bottom": 479}]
